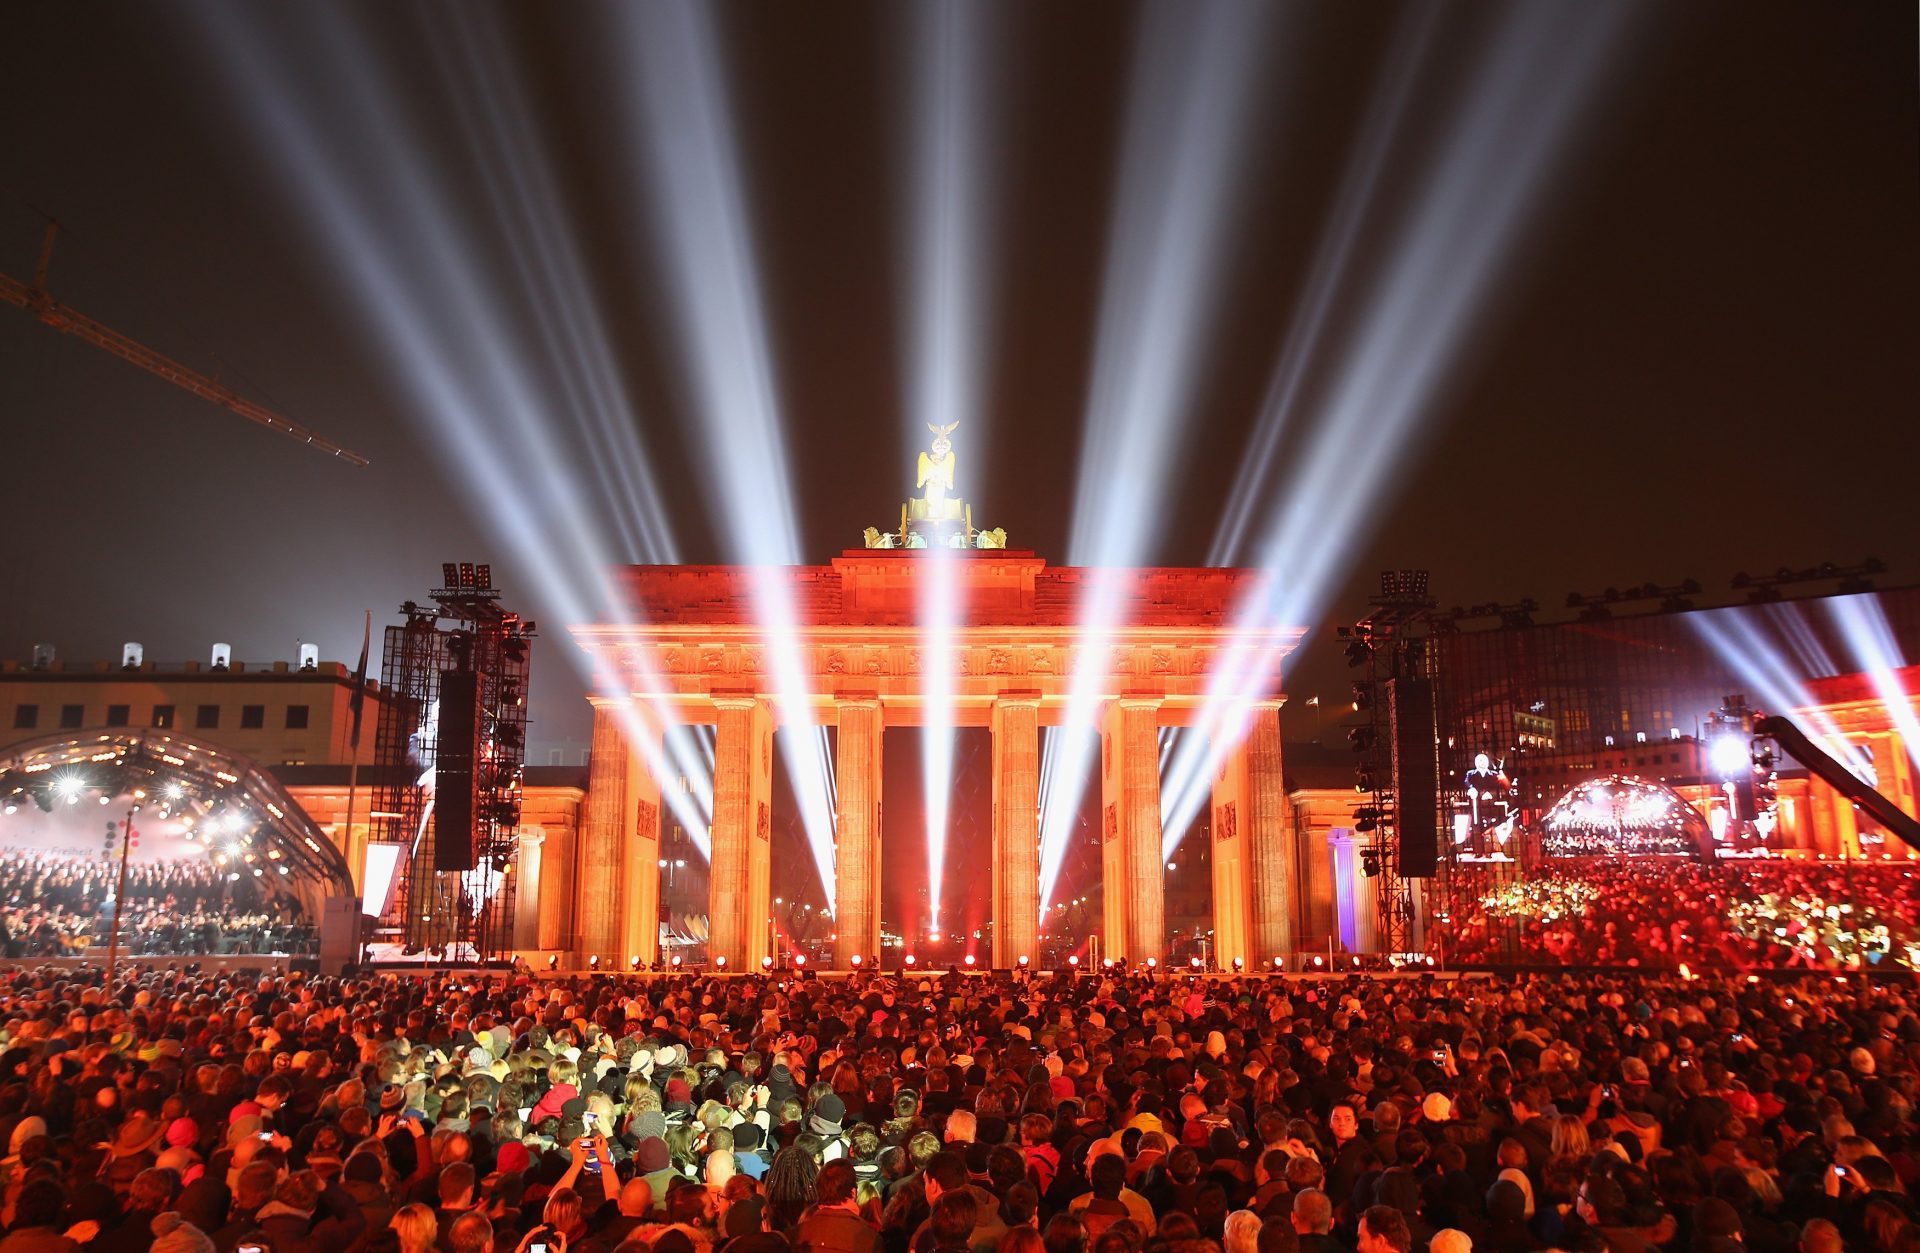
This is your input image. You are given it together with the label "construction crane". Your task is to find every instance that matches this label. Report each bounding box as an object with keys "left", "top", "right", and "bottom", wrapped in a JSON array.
[{"left": 0, "top": 222, "right": 369, "bottom": 467}]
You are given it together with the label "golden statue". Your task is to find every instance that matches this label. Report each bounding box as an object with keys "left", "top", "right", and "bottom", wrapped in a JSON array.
[
  {"left": 862, "top": 417, "right": 1009, "bottom": 550},
  {"left": 917, "top": 422, "right": 958, "bottom": 510}
]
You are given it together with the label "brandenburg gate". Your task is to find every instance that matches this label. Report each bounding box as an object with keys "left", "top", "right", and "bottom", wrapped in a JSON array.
[{"left": 565, "top": 431, "right": 1303, "bottom": 970}]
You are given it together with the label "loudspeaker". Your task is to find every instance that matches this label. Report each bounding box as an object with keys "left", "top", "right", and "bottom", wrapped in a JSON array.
[
  {"left": 1389, "top": 677, "right": 1438, "bottom": 878},
  {"left": 434, "top": 670, "right": 481, "bottom": 872}
]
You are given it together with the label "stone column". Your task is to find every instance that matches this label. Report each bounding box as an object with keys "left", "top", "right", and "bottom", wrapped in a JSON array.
[
  {"left": 746, "top": 713, "right": 775, "bottom": 972},
  {"left": 537, "top": 813, "right": 575, "bottom": 953},
  {"left": 1329, "top": 832, "right": 1379, "bottom": 954},
  {"left": 1829, "top": 770, "right": 1863, "bottom": 860},
  {"left": 622, "top": 714, "right": 663, "bottom": 968},
  {"left": 991, "top": 694, "right": 1041, "bottom": 967},
  {"left": 1244, "top": 705, "right": 1295, "bottom": 963},
  {"left": 1297, "top": 805, "right": 1338, "bottom": 944},
  {"left": 1101, "top": 697, "right": 1165, "bottom": 963},
  {"left": 1099, "top": 724, "right": 1128, "bottom": 963},
  {"left": 514, "top": 830, "right": 543, "bottom": 952},
  {"left": 577, "top": 702, "right": 632, "bottom": 961},
  {"left": 342, "top": 816, "right": 370, "bottom": 896},
  {"left": 1210, "top": 744, "right": 1252, "bottom": 969},
  {"left": 834, "top": 697, "right": 884, "bottom": 969},
  {"left": 1873, "top": 733, "right": 1916, "bottom": 823},
  {"left": 710, "top": 695, "right": 773, "bottom": 970},
  {"left": 1807, "top": 779, "right": 1841, "bottom": 859}
]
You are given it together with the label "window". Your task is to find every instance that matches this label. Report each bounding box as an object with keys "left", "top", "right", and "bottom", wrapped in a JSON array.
[
  {"left": 10, "top": 705, "right": 36, "bottom": 730},
  {"left": 106, "top": 705, "right": 130, "bottom": 727},
  {"left": 60, "top": 704, "right": 84, "bottom": 729},
  {"left": 152, "top": 705, "right": 175, "bottom": 729},
  {"left": 285, "top": 705, "right": 310, "bottom": 730},
  {"left": 196, "top": 705, "right": 220, "bottom": 730},
  {"left": 240, "top": 705, "right": 265, "bottom": 730}
]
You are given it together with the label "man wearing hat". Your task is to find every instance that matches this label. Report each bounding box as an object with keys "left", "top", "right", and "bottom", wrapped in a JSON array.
[
  {"left": 102, "top": 1111, "right": 165, "bottom": 1197},
  {"left": 633, "top": 1131, "right": 677, "bottom": 1208},
  {"left": 808, "top": 1093, "right": 849, "bottom": 1160}
]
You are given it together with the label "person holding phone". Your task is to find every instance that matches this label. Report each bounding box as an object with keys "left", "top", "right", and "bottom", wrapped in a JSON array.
[{"left": 555, "top": 1131, "right": 620, "bottom": 1211}]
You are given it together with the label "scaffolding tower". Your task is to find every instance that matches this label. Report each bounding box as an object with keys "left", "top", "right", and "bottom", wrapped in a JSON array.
[{"left": 369, "top": 563, "right": 532, "bottom": 961}]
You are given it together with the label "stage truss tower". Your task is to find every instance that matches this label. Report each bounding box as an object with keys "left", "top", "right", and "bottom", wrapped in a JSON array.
[
  {"left": 369, "top": 563, "right": 533, "bottom": 960},
  {"left": 1341, "top": 570, "right": 1443, "bottom": 957}
]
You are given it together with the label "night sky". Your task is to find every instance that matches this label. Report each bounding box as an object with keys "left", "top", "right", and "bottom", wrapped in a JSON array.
[{"left": 3, "top": 0, "right": 1916, "bottom": 763}]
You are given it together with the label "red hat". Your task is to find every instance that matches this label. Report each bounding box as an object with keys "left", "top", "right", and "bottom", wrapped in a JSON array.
[{"left": 496, "top": 1141, "right": 531, "bottom": 1175}]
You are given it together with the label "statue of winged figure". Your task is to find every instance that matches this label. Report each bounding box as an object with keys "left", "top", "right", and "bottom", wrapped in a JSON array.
[{"left": 917, "top": 421, "right": 958, "bottom": 506}]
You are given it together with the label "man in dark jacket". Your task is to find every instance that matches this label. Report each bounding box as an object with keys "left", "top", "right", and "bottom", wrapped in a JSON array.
[
  {"left": 1293, "top": 1189, "right": 1352, "bottom": 1253},
  {"left": 250, "top": 1170, "right": 367, "bottom": 1253},
  {"left": 93, "top": 1168, "right": 175, "bottom": 1253},
  {"left": 211, "top": 1163, "right": 281, "bottom": 1253}
]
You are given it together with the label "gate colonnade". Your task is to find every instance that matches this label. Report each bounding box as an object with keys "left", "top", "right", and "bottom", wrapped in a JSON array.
[{"left": 566, "top": 551, "right": 1305, "bottom": 970}]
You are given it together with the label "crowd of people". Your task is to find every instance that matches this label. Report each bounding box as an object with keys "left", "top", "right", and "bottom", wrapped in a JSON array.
[
  {"left": 0, "top": 852, "right": 314, "bottom": 959},
  {"left": 0, "top": 961, "right": 1912, "bottom": 1253},
  {"left": 1442, "top": 858, "right": 1920, "bottom": 971}
]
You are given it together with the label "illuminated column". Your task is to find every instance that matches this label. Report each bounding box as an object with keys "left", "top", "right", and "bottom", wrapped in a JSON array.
[
  {"left": 1298, "top": 811, "right": 1338, "bottom": 943},
  {"left": 1880, "top": 732, "right": 1916, "bottom": 823},
  {"left": 833, "top": 696, "right": 884, "bottom": 969},
  {"left": 537, "top": 815, "right": 575, "bottom": 953},
  {"left": 577, "top": 702, "right": 634, "bottom": 961},
  {"left": 514, "top": 830, "right": 543, "bottom": 951},
  {"left": 991, "top": 693, "right": 1041, "bottom": 968},
  {"left": 710, "top": 694, "right": 773, "bottom": 970},
  {"left": 342, "top": 815, "right": 370, "bottom": 896},
  {"left": 1102, "top": 697, "right": 1165, "bottom": 963},
  {"left": 1834, "top": 783, "right": 1863, "bottom": 860},
  {"left": 1243, "top": 705, "right": 1295, "bottom": 963},
  {"left": 1210, "top": 744, "right": 1252, "bottom": 969},
  {"left": 1329, "top": 832, "right": 1379, "bottom": 954},
  {"left": 621, "top": 715, "right": 663, "bottom": 968}
]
